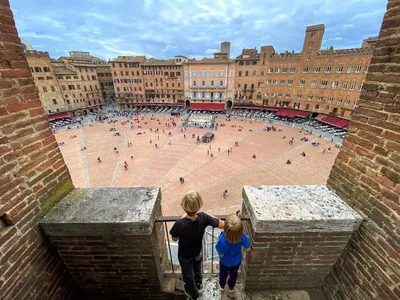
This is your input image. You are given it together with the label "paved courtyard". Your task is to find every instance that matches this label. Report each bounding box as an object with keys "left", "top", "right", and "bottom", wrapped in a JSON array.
[{"left": 55, "top": 115, "right": 339, "bottom": 217}]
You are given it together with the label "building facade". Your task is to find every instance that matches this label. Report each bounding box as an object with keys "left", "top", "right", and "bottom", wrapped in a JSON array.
[
  {"left": 141, "top": 56, "right": 185, "bottom": 107},
  {"left": 182, "top": 42, "right": 236, "bottom": 111},
  {"left": 109, "top": 56, "right": 146, "bottom": 109},
  {"left": 25, "top": 50, "right": 65, "bottom": 114},
  {"left": 25, "top": 50, "right": 105, "bottom": 117},
  {"left": 234, "top": 24, "right": 375, "bottom": 119},
  {"left": 97, "top": 65, "right": 115, "bottom": 103}
]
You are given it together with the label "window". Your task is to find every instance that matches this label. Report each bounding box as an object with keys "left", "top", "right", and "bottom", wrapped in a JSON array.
[
  {"left": 272, "top": 80, "right": 278, "bottom": 85},
  {"left": 46, "top": 76, "right": 52, "bottom": 80},
  {"left": 230, "top": 70, "right": 234, "bottom": 77},
  {"left": 219, "top": 92, "right": 223, "bottom": 99},
  {"left": 238, "top": 71, "right": 242, "bottom": 76},
  {"left": 51, "top": 86, "right": 55, "bottom": 92},
  {"left": 210, "top": 92, "right": 214, "bottom": 100},
  {"left": 37, "top": 76, "right": 45, "bottom": 80},
  {"left": 202, "top": 92, "right": 205, "bottom": 99},
  {"left": 317, "top": 96, "right": 324, "bottom": 102},
  {"left": 311, "top": 32, "right": 315, "bottom": 39},
  {"left": 278, "top": 93, "right": 282, "bottom": 98},
  {"left": 309, "top": 42, "right": 313, "bottom": 49},
  {"left": 299, "top": 80, "right": 305, "bottom": 87},
  {"left": 191, "top": 71, "right": 197, "bottom": 77},
  {"left": 268, "top": 68, "right": 273, "bottom": 73},
  {"left": 311, "top": 81, "right": 316, "bottom": 88},
  {"left": 275, "top": 68, "right": 280, "bottom": 73},
  {"left": 34, "top": 67, "right": 42, "bottom": 72},
  {"left": 266, "top": 80, "right": 271, "bottom": 85},
  {"left": 344, "top": 99, "right": 351, "bottom": 106},
  {"left": 282, "top": 68, "right": 288, "bottom": 73},
  {"left": 229, "top": 79, "right": 233, "bottom": 86},
  {"left": 219, "top": 70, "right": 224, "bottom": 77},
  {"left": 210, "top": 80, "right": 214, "bottom": 87},
  {"left": 261, "top": 71, "right": 264, "bottom": 75},
  {"left": 244, "top": 71, "right": 248, "bottom": 76},
  {"left": 192, "top": 80, "right": 197, "bottom": 87},
  {"left": 210, "top": 71, "right": 215, "bottom": 77},
  {"left": 302, "top": 67, "right": 309, "bottom": 73},
  {"left": 353, "top": 101, "right": 358, "bottom": 108},
  {"left": 325, "top": 66, "right": 332, "bottom": 73},
  {"left": 336, "top": 66, "right": 343, "bottom": 73},
  {"left": 342, "top": 82, "right": 348, "bottom": 90},
  {"left": 337, "top": 98, "right": 343, "bottom": 105},
  {"left": 349, "top": 82, "right": 356, "bottom": 90},
  {"left": 328, "top": 97, "right": 333, "bottom": 103},
  {"left": 325, "top": 105, "right": 330, "bottom": 111},
  {"left": 280, "top": 80, "right": 285, "bottom": 86},
  {"left": 355, "top": 65, "right": 362, "bottom": 73},
  {"left": 314, "top": 66, "right": 321, "bottom": 73},
  {"left": 315, "top": 104, "right": 320, "bottom": 110},
  {"left": 184, "top": 80, "right": 189, "bottom": 86},
  {"left": 347, "top": 66, "right": 353, "bottom": 73},
  {"left": 364, "top": 66, "right": 369, "bottom": 73},
  {"left": 252, "top": 71, "right": 256, "bottom": 76},
  {"left": 192, "top": 92, "right": 197, "bottom": 99},
  {"left": 201, "top": 80, "right": 205, "bottom": 87},
  {"left": 52, "top": 99, "right": 57, "bottom": 104},
  {"left": 306, "top": 53, "right": 311, "bottom": 61},
  {"left": 307, "top": 96, "right": 313, "bottom": 101},
  {"left": 358, "top": 83, "right": 363, "bottom": 91},
  {"left": 219, "top": 80, "right": 224, "bottom": 87},
  {"left": 288, "top": 80, "right": 293, "bottom": 86},
  {"left": 321, "top": 80, "right": 328, "bottom": 88},
  {"left": 184, "top": 71, "right": 189, "bottom": 77},
  {"left": 199, "top": 71, "right": 205, "bottom": 78},
  {"left": 62, "top": 85, "right": 66, "bottom": 90},
  {"left": 290, "top": 67, "right": 296, "bottom": 73},
  {"left": 332, "top": 81, "right": 339, "bottom": 88},
  {"left": 285, "top": 93, "right": 290, "bottom": 99},
  {"left": 296, "top": 94, "right": 302, "bottom": 100},
  {"left": 42, "top": 87, "right": 47, "bottom": 92},
  {"left": 43, "top": 67, "right": 50, "bottom": 72}
]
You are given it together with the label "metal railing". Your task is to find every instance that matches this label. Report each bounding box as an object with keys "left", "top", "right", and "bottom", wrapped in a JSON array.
[{"left": 155, "top": 215, "right": 249, "bottom": 275}]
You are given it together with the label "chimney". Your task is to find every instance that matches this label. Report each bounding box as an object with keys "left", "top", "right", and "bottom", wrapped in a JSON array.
[{"left": 221, "top": 41, "right": 230, "bottom": 58}]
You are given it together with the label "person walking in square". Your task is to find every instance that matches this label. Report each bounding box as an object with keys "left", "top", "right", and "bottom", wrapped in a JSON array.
[
  {"left": 216, "top": 213, "right": 250, "bottom": 293},
  {"left": 170, "top": 191, "right": 224, "bottom": 300},
  {"left": 223, "top": 190, "right": 228, "bottom": 199}
]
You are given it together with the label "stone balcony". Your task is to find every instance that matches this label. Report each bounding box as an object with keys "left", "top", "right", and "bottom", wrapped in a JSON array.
[{"left": 39, "top": 186, "right": 362, "bottom": 300}]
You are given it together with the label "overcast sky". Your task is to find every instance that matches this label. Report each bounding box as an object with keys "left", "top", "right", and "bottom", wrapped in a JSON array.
[{"left": 11, "top": 0, "right": 387, "bottom": 60}]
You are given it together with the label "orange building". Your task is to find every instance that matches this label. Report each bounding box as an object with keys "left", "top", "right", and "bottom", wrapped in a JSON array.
[
  {"left": 234, "top": 24, "right": 375, "bottom": 119},
  {"left": 109, "top": 56, "right": 146, "bottom": 109},
  {"left": 141, "top": 56, "right": 186, "bottom": 108}
]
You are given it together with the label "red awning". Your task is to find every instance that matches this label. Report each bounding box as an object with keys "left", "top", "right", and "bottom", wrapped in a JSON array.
[
  {"left": 233, "top": 105, "right": 279, "bottom": 111},
  {"left": 47, "top": 113, "right": 71, "bottom": 121},
  {"left": 321, "top": 116, "right": 350, "bottom": 128},
  {"left": 296, "top": 111, "right": 310, "bottom": 118},
  {"left": 315, "top": 114, "right": 327, "bottom": 121},
  {"left": 190, "top": 102, "right": 225, "bottom": 111}
]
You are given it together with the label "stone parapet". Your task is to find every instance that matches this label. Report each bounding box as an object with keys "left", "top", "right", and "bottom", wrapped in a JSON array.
[
  {"left": 40, "top": 187, "right": 176, "bottom": 300},
  {"left": 241, "top": 185, "right": 362, "bottom": 291}
]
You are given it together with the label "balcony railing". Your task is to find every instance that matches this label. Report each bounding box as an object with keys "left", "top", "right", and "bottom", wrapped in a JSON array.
[{"left": 156, "top": 215, "right": 249, "bottom": 275}]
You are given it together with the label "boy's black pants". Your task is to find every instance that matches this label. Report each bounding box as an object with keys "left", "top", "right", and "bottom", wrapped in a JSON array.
[{"left": 178, "top": 253, "right": 202, "bottom": 298}]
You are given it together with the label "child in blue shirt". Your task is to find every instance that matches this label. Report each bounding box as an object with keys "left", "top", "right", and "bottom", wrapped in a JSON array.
[{"left": 215, "top": 213, "right": 250, "bottom": 293}]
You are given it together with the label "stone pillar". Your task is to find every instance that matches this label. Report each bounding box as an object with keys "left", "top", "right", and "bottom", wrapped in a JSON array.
[
  {"left": 40, "top": 187, "right": 173, "bottom": 300},
  {"left": 241, "top": 185, "right": 362, "bottom": 291}
]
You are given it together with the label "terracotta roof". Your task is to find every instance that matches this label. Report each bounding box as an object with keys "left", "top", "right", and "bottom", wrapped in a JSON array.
[
  {"left": 53, "top": 66, "right": 76, "bottom": 75},
  {"left": 142, "top": 59, "right": 176, "bottom": 66}
]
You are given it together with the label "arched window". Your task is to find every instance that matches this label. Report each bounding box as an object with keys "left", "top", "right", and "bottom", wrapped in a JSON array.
[
  {"left": 219, "top": 70, "right": 224, "bottom": 77},
  {"left": 210, "top": 71, "right": 215, "bottom": 77},
  {"left": 229, "top": 70, "right": 234, "bottom": 77},
  {"left": 191, "top": 71, "right": 197, "bottom": 77},
  {"left": 201, "top": 71, "right": 206, "bottom": 77},
  {"left": 184, "top": 71, "right": 189, "bottom": 77}
]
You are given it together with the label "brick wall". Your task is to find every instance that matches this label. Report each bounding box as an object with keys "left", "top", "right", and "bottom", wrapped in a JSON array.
[
  {"left": 323, "top": 1, "right": 400, "bottom": 299},
  {"left": 0, "top": 1, "right": 76, "bottom": 299}
]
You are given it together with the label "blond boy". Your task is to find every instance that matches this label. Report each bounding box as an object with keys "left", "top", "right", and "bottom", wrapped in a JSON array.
[
  {"left": 216, "top": 214, "right": 250, "bottom": 293},
  {"left": 170, "top": 191, "right": 224, "bottom": 300}
]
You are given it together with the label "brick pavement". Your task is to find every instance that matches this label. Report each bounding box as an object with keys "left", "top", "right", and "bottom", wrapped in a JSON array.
[{"left": 55, "top": 116, "right": 339, "bottom": 216}]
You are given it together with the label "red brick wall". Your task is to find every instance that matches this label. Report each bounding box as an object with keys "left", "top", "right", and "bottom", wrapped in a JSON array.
[
  {"left": 0, "top": 1, "right": 76, "bottom": 299},
  {"left": 323, "top": 1, "right": 400, "bottom": 299},
  {"left": 47, "top": 223, "right": 176, "bottom": 300}
]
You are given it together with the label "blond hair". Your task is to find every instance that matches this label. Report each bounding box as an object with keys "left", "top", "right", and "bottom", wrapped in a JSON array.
[
  {"left": 180, "top": 190, "right": 203, "bottom": 216},
  {"left": 224, "top": 214, "right": 243, "bottom": 243}
]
